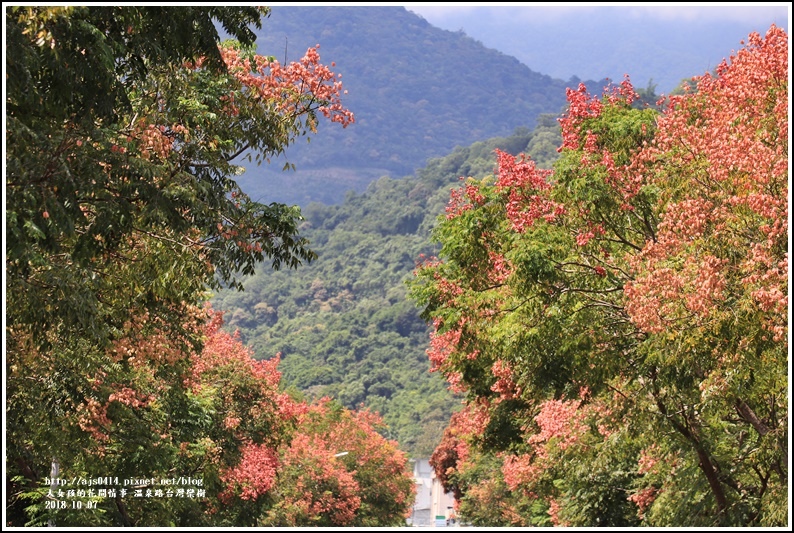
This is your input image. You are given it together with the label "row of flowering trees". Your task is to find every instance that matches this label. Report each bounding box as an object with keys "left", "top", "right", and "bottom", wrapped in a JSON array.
[
  {"left": 10, "top": 307, "right": 415, "bottom": 526},
  {"left": 409, "top": 25, "right": 788, "bottom": 527},
  {"left": 7, "top": 6, "right": 413, "bottom": 527}
]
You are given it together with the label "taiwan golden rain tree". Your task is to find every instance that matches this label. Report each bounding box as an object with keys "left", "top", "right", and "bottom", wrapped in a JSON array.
[
  {"left": 410, "top": 25, "right": 787, "bottom": 527},
  {"left": 6, "top": 6, "right": 354, "bottom": 526}
]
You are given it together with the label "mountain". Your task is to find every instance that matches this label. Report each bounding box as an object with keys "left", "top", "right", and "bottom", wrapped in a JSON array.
[
  {"left": 230, "top": 6, "right": 606, "bottom": 206},
  {"left": 212, "top": 120, "right": 562, "bottom": 457},
  {"left": 408, "top": 5, "right": 790, "bottom": 96}
]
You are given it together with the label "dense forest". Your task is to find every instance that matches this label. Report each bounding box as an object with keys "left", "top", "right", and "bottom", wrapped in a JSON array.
[
  {"left": 5, "top": 4, "right": 788, "bottom": 529},
  {"left": 212, "top": 117, "right": 563, "bottom": 457}
]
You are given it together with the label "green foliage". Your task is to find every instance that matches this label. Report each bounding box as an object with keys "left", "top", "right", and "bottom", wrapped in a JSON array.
[
  {"left": 6, "top": 5, "right": 320, "bottom": 355},
  {"left": 212, "top": 126, "right": 561, "bottom": 458},
  {"left": 408, "top": 30, "right": 788, "bottom": 526},
  {"left": 6, "top": 6, "right": 265, "bottom": 126},
  {"left": 5, "top": 5, "right": 357, "bottom": 527},
  {"left": 553, "top": 430, "right": 642, "bottom": 527},
  {"left": 453, "top": 452, "right": 527, "bottom": 527}
]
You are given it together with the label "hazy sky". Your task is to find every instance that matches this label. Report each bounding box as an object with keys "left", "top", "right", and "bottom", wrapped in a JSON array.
[
  {"left": 405, "top": 3, "right": 791, "bottom": 27},
  {"left": 398, "top": 2, "right": 790, "bottom": 92}
]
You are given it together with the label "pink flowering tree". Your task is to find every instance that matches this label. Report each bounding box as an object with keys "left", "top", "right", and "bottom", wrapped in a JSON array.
[
  {"left": 7, "top": 6, "right": 355, "bottom": 527},
  {"left": 410, "top": 25, "right": 787, "bottom": 527},
  {"left": 262, "top": 399, "right": 415, "bottom": 527}
]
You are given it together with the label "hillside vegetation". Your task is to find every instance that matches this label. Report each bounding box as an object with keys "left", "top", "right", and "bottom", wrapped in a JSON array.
[
  {"left": 232, "top": 6, "right": 600, "bottom": 205},
  {"left": 212, "top": 118, "right": 562, "bottom": 457}
]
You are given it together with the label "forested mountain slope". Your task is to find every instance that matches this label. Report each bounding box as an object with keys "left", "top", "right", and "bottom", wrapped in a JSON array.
[
  {"left": 212, "top": 119, "right": 561, "bottom": 456},
  {"left": 231, "top": 6, "right": 601, "bottom": 206}
]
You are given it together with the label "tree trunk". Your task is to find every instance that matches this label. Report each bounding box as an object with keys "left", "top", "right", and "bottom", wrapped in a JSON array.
[
  {"left": 735, "top": 399, "right": 787, "bottom": 482},
  {"left": 48, "top": 456, "right": 59, "bottom": 527},
  {"left": 115, "top": 495, "right": 134, "bottom": 526},
  {"left": 653, "top": 390, "right": 729, "bottom": 523}
]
